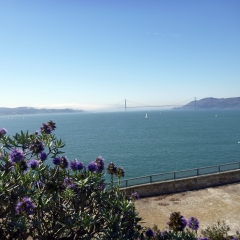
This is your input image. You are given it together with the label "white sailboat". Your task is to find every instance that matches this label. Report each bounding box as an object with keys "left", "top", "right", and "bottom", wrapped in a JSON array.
[{"left": 145, "top": 113, "right": 148, "bottom": 119}]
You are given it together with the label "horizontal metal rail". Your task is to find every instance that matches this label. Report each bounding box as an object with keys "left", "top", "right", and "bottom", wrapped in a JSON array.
[{"left": 119, "top": 161, "right": 240, "bottom": 188}]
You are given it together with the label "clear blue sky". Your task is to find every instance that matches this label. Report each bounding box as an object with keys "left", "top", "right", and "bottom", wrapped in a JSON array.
[{"left": 1, "top": 0, "right": 239, "bottom": 111}]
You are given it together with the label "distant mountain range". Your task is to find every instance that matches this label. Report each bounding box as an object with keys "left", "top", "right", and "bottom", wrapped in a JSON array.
[
  {"left": 174, "top": 97, "right": 240, "bottom": 110},
  {"left": 0, "top": 107, "right": 83, "bottom": 115}
]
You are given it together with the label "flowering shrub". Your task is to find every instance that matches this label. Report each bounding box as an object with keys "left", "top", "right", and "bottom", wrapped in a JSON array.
[
  {"left": 0, "top": 121, "right": 142, "bottom": 239},
  {"left": 144, "top": 212, "right": 198, "bottom": 240},
  {"left": 143, "top": 213, "right": 237, "bottom": 240}
]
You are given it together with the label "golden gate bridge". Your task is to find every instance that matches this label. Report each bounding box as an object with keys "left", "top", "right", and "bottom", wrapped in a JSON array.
[{"left": 109, "top": 98, "right": 199, "bottom": 111}]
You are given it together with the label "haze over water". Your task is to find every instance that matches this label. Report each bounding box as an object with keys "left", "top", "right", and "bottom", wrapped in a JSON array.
[{"left": 1, "top": 110, "right": 240, "bottom": 179}]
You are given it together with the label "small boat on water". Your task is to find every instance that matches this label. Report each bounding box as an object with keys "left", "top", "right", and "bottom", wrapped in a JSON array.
[{"left": 145, "top": 113, "right": 148, "bottom": 119}]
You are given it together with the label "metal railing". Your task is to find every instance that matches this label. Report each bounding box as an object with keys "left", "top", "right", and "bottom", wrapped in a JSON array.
[{"left": 119, "top": 161, "right": 240, "bottom": 188}]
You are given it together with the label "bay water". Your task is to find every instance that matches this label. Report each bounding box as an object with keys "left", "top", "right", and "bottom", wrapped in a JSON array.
[{"left": 0, "top": 110, "right": 240, "bottom": 179}]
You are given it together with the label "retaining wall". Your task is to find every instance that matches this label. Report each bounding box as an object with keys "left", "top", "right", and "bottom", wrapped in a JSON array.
[{"left": 123, "top": 169, "right": 240, "bottom": 197}]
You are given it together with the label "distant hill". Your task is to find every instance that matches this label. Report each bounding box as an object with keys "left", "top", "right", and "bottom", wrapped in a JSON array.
[
  {"left": 0, "top": 107, "right": 83, "bottom": 115},
  {"left": 174, "top": 97, "right": 240, "bottom": 110}
]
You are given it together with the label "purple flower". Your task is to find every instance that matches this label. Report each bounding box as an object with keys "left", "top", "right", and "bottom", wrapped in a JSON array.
[
  {"left": 88, "top": 161, "right": 98, "bottom": 172},
  {"left": 60, "top": 156, "right": 68, "bottom": 169},
  {"left": 168, "top": 212, "right": 187, "bottom": 232},
  {"left": 69, "top": 159, "right": 78, "bottom": 170},
  {"left": 39, "top": 151, "right": 47, "bottom": 161},
  {"left": 188, "top": 217, "right": 199, "bottom": 230},
  {"left": 9, "top": 149, "right": 25, "bottom": 163},
  {"left": 28, "top": 159, "right": 39, "bottom": 170},
  {"left": 0, "top": 128, "right": 7, "bottom": 137},
  {"left": 16, "top": 197, "right": 35, "bottom": 215},
  {"left": 95, "top": 156, "right": 104, "bottom": 173},
  {"left": 107, "top": 162, "right": 117, "bottom": 175},
  {"left": 198, "top": 238, "right": 209, "bottom": 240},
  {"left": 63, "top": 177, "right": 75, "bottom": 189},
  {"left": 70, "top": 159, "right": 83, "bottom": 171},
  {"left": 115, "top": 167, "right": 125, "bottom": 178},
  {"left": 146, "top": 229, "right": 155, "bottom": 237},
  {"left": 40, "top": 123, "right": 52, "bottom": 134},
  {"left": 53, "top": 157, "right": 61, "bottom": 165},
  {"left": 29, "top": 139, "right": 44, "bottom": 154},
  {"left": 181, "top": 217, "right": 187, "bottom": 229},
  {"left": 130, "top": 192, "right": 139, "bottom": 200},
  {"left": 53, "top": 156, "right": 68, "bottom": 169},
  {"left": 76, "top": 161, "right": 84, "bottom": 170},
  {"left": 40, "top": 120, "right": 56, "bottom": 134}
]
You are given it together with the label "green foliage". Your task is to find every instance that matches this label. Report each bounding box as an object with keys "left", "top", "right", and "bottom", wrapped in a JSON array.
[
  {"left": 0, "top": 122, "right": 142, "bottom": 239},
  {"left": 201, "top": 221, "right": 230, "bottom": 240}
]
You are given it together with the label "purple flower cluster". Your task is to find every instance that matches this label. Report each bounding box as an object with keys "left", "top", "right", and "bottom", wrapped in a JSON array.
[
  {"left": 188, "top": 217, "right": 199, "bottom": 231},
  {"left": 15, "top": 197, "right": 35, "bottom": 215},
  {"left": 29, "top": 139, "right": 44, "bottom": 154},
  {"left": 95, "top": 156, "right": 105, "bottom": 173},
  {"left": 9, "top": 149, "right": 25, "bottom": 163},
  {"left": 115, "top": 167, "right": 125, "bottom": 178},
  {"left": 63, "top": 177, "right": 75, "bottom": 189},
  {"left": 168, "top": 212, "right": 187, "bottom": 232},
  {"left": 130, "top": 192, "right": 139, "bottom": 200},
  {"left": 53, "top": 157, "right": 61, "bottom": 165},
  {"left": 88, "top": 161, "right": 98, "bottom": 172},
  {"left": 146, "top": 228, "right": 155, "bottom": 237},
  {"left": 69, "top": 159, "right": 84, "bottom": 171},
  {"left": 87, "top": 156, "right": 105, "bottom": 173},
  {"left": 40, "top": 120, "right": 56, "bottom": 134},
  {"left": 106, "top": 162, "right": 124, "bottom": 178},
  {"left": 107, "top": 162, "right": 117, "bottom": 175},
  {"left": 53, "top": 156, "right": 69, "bottom": 169},
  {"left": 0, "top": 128, "right": 7, "bottom": 137},
  {"left": 38, "top": 151, "right": 47, "bottom": 161},
  {"left": 198, "top": 238, "right": 209, "bottom": 240},
  {"left": 28, "top": 159, "right": 39, "bottom": 170}
]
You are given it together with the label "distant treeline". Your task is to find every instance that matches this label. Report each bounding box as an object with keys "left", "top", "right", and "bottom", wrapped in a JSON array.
[{"left": 0, "top": 107, "right": 83, "bottom": 115}]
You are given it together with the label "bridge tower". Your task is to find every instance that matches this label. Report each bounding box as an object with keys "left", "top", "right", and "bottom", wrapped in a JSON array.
[
  {"left": 195, "top": 97, "right": 196, "bottom": 110},
  {"left": 125, "top": 99, "right": 126, "bottom": 111}
]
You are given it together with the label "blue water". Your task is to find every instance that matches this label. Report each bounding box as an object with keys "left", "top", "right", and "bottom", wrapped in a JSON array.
[{"left": 0, "top": 110, "right": 240, "bottom": 179}]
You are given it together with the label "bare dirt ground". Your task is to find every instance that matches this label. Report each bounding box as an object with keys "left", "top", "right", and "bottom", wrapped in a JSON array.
[{"left": 135, "top": 182, "right": 240, "bottom": 236}]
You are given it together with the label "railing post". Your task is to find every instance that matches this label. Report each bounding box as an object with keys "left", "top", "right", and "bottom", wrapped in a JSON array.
[{"left": 150, "top": 176, "right": 152, "bottom": 183}]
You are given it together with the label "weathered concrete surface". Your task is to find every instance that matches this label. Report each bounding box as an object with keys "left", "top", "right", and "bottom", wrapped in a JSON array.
[
  {"left": 124, "top": 169, "right": 240, "bottom": 197},
  {"left": 135, "top": 182, "right": 240, "bottom": 236}
]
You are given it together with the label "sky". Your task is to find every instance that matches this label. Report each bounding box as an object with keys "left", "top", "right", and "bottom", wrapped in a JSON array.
[{"left": 1, "top": 0, "right": 240, "bottom": 111}]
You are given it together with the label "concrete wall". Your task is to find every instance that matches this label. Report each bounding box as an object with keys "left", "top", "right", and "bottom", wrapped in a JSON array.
[{"left": 123, "top": 169, "right": 240, "bottom": 197}]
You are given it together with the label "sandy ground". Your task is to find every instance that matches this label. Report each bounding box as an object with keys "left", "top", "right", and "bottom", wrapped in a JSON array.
[{"left": 135, "top": 182, "right": 240, "bottom": 236}]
